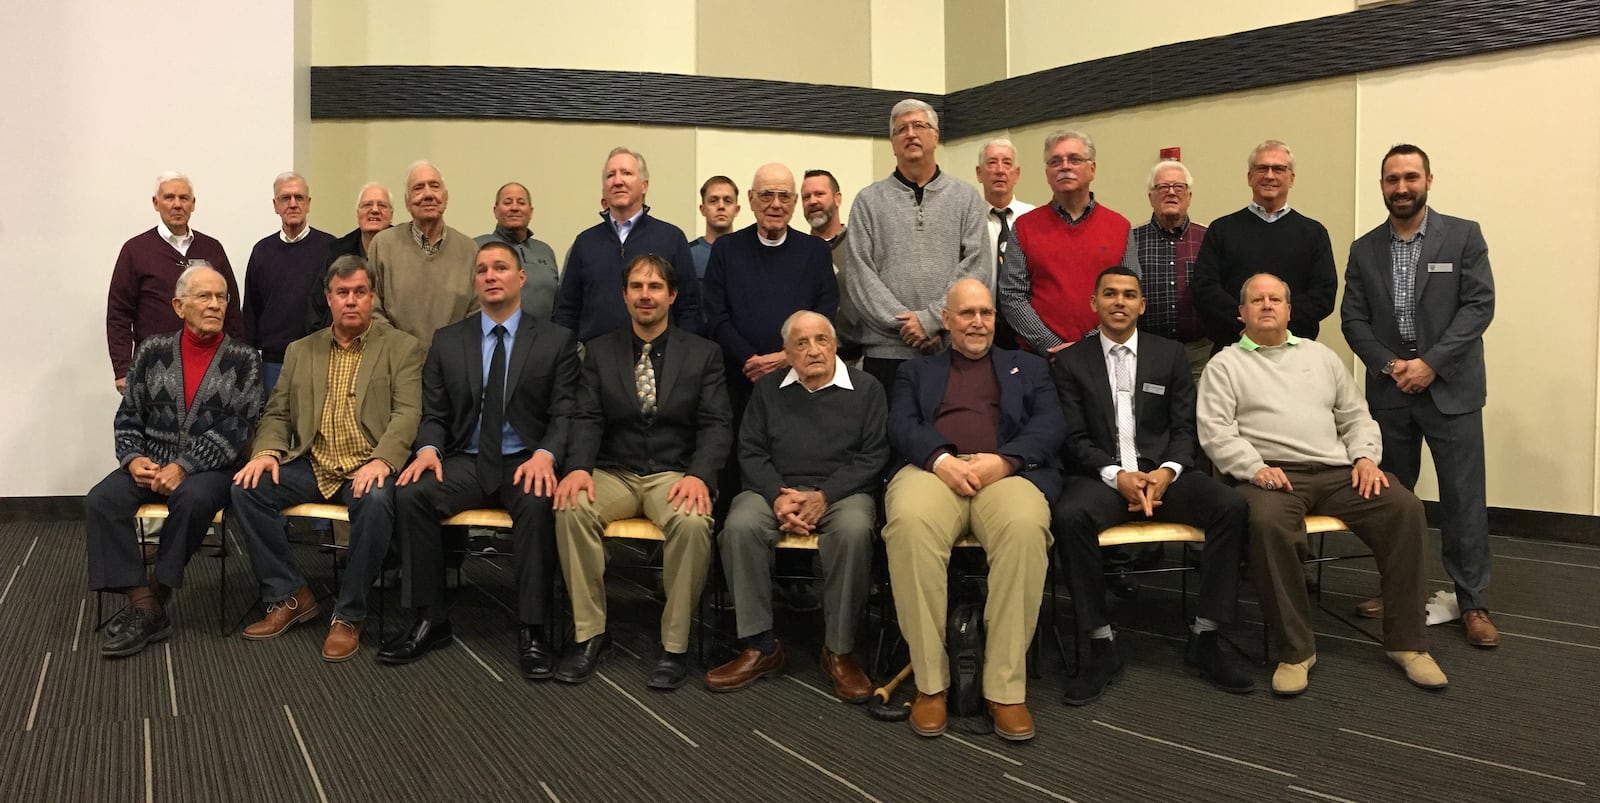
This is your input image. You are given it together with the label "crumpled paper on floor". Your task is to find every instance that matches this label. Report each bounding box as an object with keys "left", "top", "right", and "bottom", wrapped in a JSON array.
[{"left": 1425, "top": 590, "right": 1461, "bottom": 625}]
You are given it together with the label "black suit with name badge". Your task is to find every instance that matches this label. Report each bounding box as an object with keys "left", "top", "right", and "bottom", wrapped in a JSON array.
[
  {"left": 397, "top": 312, "right": 580, "bottom": 627},
  {"left": 1051, "top": 330, "right": 1247, "bottom": 633}
]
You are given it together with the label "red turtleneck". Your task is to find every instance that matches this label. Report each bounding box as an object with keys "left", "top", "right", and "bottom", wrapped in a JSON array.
[{"left": 180, "top": 327, "right": 223, "bottom": 409}]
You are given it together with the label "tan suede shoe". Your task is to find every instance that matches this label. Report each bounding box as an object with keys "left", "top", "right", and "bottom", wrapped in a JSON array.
[
  {"left": 1271, "top": 655, "right": 1316, "bottom": 696},
  {"left": 988, "top": 701, "right": 1035, "bottom": 742},
  {"left": 1387, "top": 651, "right": 1448, "bottom": 689}
]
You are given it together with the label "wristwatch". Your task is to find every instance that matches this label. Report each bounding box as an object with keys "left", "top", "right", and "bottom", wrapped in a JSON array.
[{"left": 1382, "top": 358, "right": 1396, "bottom": 376}]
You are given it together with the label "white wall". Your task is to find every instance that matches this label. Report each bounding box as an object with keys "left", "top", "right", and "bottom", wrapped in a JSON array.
[{"left": 0, "top": 1, "right": 305, "bottom": 496}]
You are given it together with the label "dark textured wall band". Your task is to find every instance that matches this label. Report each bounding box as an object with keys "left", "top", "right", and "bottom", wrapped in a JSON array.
[{"left": 311, "top": 0, "right": 1597, "bottom": 139}]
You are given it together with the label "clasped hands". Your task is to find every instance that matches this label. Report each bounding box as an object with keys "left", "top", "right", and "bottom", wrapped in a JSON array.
[
  {"left": 934, "top": 452, "right": 1013, "bottom": 497},
  {"left": 1390, "top": 358, "right": 1435, "bottom": 394},
  {"left": 773, "top": 487, "right": 827, "bottom": 535},
  {"left": 895, "top": 312, "right": 943, "bottom": 353},
  {"left": 127, "top": 456, "right": 186, "bottom": 494},
  {"left": 1116, "top": 467, "right": 1175, "bottom": 517}
]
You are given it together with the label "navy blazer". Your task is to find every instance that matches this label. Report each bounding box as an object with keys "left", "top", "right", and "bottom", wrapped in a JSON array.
[
  {"left": 1340, "top": 209, "right": 1494, "bottom": 415},
  {"left": 1052, "top": 331, "right": 1197, "bottom": 476},
  {"left": 887, "top": 347, "right": 1065, "bottom": 502}
]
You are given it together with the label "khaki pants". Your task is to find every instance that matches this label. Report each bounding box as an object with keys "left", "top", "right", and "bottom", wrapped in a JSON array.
[
  {"left": 554, "top": 469, "right": 712, "bottom": 653},
  {"left": 882, "top": 465, "right": 1049, "bottom": 704}
]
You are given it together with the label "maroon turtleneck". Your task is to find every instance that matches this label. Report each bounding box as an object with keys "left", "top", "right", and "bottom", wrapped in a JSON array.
[{"left": 180, "top": 327, "right": 222, "bottom": 409}]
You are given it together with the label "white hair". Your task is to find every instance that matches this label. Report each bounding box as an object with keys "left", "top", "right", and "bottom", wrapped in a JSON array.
[
  {"left": 173, "top": 261, "right": 218, "bottom": 299},
  {"left": 889, "top": 99, "right": 939, "bottom": 134},
  {"left": 780, "top": 310, "right": 836, "bottom": 344},
  {"left": 405, "top": 160, "right": 443, "bottom": 190},
  {"left": 1043, "top": 130, "right": 1096, "bottom": 161},
  {"left": 272, "top": 171, "right": 308, "bottom": 196},
  {"left": 602, "top": 147, "right": 650, "bottom": 181},
  {"left": 1248, "top": 140, "right": 1295, "bottom": 172},
  {"left": 977, "top": 138, "right": 1018, "bottom": 165},
  {"left": 154, "top": 170, "right": 192, "bottom": 196},
  {"left": 355, "top": 181, "right": 392, "bottom": 207},
  {"left": 1147, "top": 160, "right": 1194, "bottom": 190}
]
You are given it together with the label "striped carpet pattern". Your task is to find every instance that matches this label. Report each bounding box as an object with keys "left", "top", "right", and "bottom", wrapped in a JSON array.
[{"left": 0, "top": 520, "right": 1595, "bottom": 802}]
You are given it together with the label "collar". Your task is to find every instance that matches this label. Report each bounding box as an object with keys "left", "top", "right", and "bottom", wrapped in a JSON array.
[
  {"left": 1148, "top": 214, "right": 1190, "bottom": 237},
  {"left": 280, "top": 225, "right": 312, "bottom": 244},
  {"left": 892, "top": 166, "right": 942, "bottom": 190},
  {"left": 779, "top": 357, "right": 854, "bottom": 392},
  {"left": 758, "top": 228, "right": 788, "bottom": 247},
  {"left": 332, "top": 323, "right": 373, "bottom": 351},
  {"left": 1248, "top": 202, "right": 1292, "bottom": 223},
  {"left": 493, "top": 223, "right": 533, "bottom": 244},
  {"left": 158, "top": 221, "right": 193, "bottom": 244},
  {"left": 822, "top": 224, "right": 847, "bottom": 248},
  {"left": 482, "top": 309, "right": 523, "bottom": 339},
  {"left": 409, "top": 221, "right": 446, "bottom": 249},
  {"left": 606, "top": 205, "right": 647, "bottom": 229},
  {"left": 1098, "top": 328, "right": 1139, "bottom": 360},
  {"left": 1237, "top": 332, "right": 1301, "bottom": 351},
  {"left": 1388, "top": 208, "right": 1430, "bottom": 242},
  {"left": 1052, "top": 193, "right": 1098, "bottom": 225}
]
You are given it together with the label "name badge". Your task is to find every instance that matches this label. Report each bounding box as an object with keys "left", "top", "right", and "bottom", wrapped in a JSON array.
[
  {"left": 1427, "top": 262, "right": 1454, "bottom": 273},
  {"left": 1142, "top": 383, "right": 1166, "bottom": 396}
]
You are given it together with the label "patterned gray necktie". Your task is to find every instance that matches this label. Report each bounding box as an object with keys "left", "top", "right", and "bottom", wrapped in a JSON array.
[
  {"left": 1112, "top": 344, "right": 1137, "bottom": 472},
  {"left": 635, "top": 343, "right": 657, "bottom": 418}
]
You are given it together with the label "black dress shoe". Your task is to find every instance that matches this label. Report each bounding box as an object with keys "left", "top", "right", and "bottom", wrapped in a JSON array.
[
  {"left": 554, "top": 633, "right": 613, "bottom": 684},
  {"left": 520, "top": 626, "right": 557, "bottom": 681},
  {"left": 1185, "top": 631, "right": 1256, "bottom": 694},
  {"left": 102, "top": 607, "right": 173, "bottom": 658},
  {"left": 376, "top": 618, "right": 454, "bottom": 664},
  {"left": 648, "top": 650, "right": 690, "bottom": 691},
  {"left": 1062, "top": 636, "right": 1124, "bottom": 706}
]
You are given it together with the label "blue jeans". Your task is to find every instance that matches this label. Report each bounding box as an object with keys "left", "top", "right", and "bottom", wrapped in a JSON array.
[{"left": 229, "top": 457, "right": 393, "bottom": 622}]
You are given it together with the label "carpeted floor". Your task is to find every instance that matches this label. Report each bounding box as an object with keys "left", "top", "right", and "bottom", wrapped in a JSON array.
[{"left": 0, "top": 520, "right": 1595, "bottom": 802}]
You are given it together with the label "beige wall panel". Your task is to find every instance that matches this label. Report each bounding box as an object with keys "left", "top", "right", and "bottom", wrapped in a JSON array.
[
  {"left": 307, "top": 122, "right": 376, "bottom": 235},
  {"left": 1003, "top": 78, "right": 1359, "bottom": 359},
  {"left": 311, "top": 0, "right": 697, "bottom": 72},
  {"left": 309, "top": 120, "right": 698, "bottom": 266},
  {"left": 870, "top": 0, "right": 945, "bottom": 92},
  {"left": 691, "top": 131, "right": 876, "bottom": 235},
  {"left": 1357, "top": 41, "right": 1600, "bottom": 515},
  {"left": 695, "top": 0, "right": 870, "bottom": 85},
  {"left": 1008, "top": 0, "right": 1352, "bottom": 76},
  {"left": 944, "top": 0, "right": 1007, "bottom": 91}
]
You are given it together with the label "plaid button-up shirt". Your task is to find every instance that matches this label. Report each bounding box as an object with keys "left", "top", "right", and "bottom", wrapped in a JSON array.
[
  {"left": 1389, "top": 210, "right": 1430, "bottom": 343},
  {"left": 1132, "top": 215, "right": 1207, "bottom": 342},
  {"left": 309, "top": 331, "right": 372, "bottom": 498}
]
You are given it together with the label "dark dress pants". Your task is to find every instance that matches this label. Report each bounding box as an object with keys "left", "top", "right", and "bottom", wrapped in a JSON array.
[
  {"left": 230, "top": 457, "right": 394, "bottom": 622},
  {"left": 1372, "top": 398, "right": 1491, "bottom": 611},
  {"left": 1051, "top": 470, "right": 1248, "bottom": 633},
  {"left": 396, "top": 453, "right": 556, "bottom": 626},
  {"left": 85, "top": 467, "right": 232, "bottom": 591}
]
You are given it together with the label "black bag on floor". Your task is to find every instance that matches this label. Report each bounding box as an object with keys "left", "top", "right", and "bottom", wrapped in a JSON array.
[{"left": 946, "top": 578, "right": 987, "bottom": 718}]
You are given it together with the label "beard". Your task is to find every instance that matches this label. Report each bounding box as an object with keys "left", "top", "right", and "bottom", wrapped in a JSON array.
[
  {"left": 1384, "top": 188, "right": 1428, "bottom": 220},
  {"left": 807, "top": 208, "right": 834, "bottom": 229}
]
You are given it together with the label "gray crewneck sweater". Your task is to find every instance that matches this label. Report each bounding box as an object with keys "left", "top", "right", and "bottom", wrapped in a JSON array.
[
  {"left": 1198, "top": 335, "right": 1382, "bottom": 481},
  {"left": 841, "top": 169, "right": 989, "bottom": 359}
]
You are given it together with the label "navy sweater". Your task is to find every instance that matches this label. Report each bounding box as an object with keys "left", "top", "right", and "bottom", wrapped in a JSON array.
[
  {"left": 552, "top": 209, "right": 702, "bottom": 342},
  {"left": 243, "top": 228, "right": 336, "bottom": 360},
  {"left": 701, "top": 226, "right": 838, "bottom": 386}
]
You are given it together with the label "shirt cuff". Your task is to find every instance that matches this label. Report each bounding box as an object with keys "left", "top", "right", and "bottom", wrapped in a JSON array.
[
  {"left": 1099, "top": 465, "right": 1122, "bottom": 489},
  {"left": 253, "top": 449, "right": 285, "bottom": 462},
  {"left": 929, "top": 451, "right": 953, "bottom": 472},
  {"left": 1159, "top": 461, "right": 1184, "bottom": 480}
]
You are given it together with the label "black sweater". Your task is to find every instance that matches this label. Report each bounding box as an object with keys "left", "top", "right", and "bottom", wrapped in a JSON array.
[
  {"left": 1191, "top": 208, "right": 1337, "bottom": 346},
  {"left": 738, "top": 366, "right": 888, "bottom": 504}
]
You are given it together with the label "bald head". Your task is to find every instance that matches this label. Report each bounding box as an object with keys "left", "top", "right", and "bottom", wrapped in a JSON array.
[
  {"left": 749, "top": 162, "right": 798, "bottom": 240},
  {"left": 943, "top": 279, "right": 996, "bottom": 359}
]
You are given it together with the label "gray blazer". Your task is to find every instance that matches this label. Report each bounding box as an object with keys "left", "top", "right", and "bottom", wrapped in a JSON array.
[{"left": 1340, "top": 209, "right": 1494, "bottom": 415}]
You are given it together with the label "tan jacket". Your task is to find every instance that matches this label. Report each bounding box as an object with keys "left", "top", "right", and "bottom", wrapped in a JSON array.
[{"left": 252, "top": 321, "right": 424, "bottom": 470}]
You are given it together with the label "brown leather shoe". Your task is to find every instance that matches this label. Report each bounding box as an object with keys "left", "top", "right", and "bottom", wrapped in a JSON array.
[
  {"left": 703, "top": 643, "right": 786, "bottom": 692},
  {"left": 1355, "top": 597, "right": 1384, "bottom": 619},
  {"left": 988, "top": 700, "right": 1035, "bottom": 741},
  {"left": 242, "top": 585, "right": 318, "bottom": 641},
  {"left": 910, "top": 691, "right": 947, "bottom": 737},
  {"left": 322, "top": 618, "right": 362, "bottom": 662},
  {"left": 820, "top": 649, "right": 872, "bottom": 703},
  {"left": 1463, "top": 609, "right": 1500, "bottom": 648}
]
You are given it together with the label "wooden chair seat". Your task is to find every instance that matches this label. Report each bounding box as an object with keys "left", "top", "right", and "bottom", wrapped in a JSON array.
[
  {"left": 442, "top": 508, "right": 513, "bottom": 529},
  {"left": 280, "top": 503, "right": 351, "bottom": 523},
  {"left": 603, "top": 517, "right": 666, "bottom": 541},
  {"left": 1098, "top": 521, "right": 1206, "bottom": 547},
  {"left": 134, "top": 504, "right": 223, "bottom": 525}
]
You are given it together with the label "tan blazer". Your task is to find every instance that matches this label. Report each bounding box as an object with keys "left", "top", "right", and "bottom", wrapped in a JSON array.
[{"left": 252, "top": 321, "right": 424, "bottom": 471}]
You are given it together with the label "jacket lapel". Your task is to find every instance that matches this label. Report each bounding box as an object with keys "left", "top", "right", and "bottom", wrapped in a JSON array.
[
  {"left": 463, "top": 314, "right": 484, "bottom": 407},
  {"left": 993, "top": 351, "right": 1024, "bottom": 438},
  {"left": 921, "top": 352, "right": 952, "bottom": 428},
  {"left": 654, "top": 328, "right": 682, "bottom": 411},
  {"left": 506, "top": 317, "right": 536, "bottom": 398},
  {"left": 352, "top": 325, "right": 381, "bottom": 411},
  {"left": 1412, "top": 216, "right": 1445, "bottom": 303},
  {"left": 307, "top": 334, "right": 332, "bottom": 439},
  {"left": 1082, "top": 341, "right": 1117, "bottom": 438}
]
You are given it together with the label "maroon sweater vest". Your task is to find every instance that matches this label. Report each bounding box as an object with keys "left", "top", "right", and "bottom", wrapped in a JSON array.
[{"left": 1013, "top": 205, "right": 1132, "bottom": 345}]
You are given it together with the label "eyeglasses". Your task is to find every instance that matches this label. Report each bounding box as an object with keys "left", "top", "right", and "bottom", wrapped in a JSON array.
[
  {"left": 358, "top": 200, "right": 392, "bottom": 211},
  {"left": 891, "top": 120, "right": 937, "bottom": 137},
  {"left": 1151, "top": 182, "right": 1190, "bottom": 194},
  {"left": 275, "top": 193, "right": 309, "bottom": 204},
  {"left": 1250, "top": 164, "right": 1292, "bottom": 175},
  {"left": 185, "top": 291, "right": 230, "bottom": 305},
  {"left": 754, "top": 190, "right": 796, "bottom": 204},
  {"left": 1046, "top": 155, "right": 1093, "bottom": 169}
]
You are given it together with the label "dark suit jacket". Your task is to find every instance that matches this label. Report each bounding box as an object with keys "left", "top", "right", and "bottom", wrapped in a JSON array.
[
  {"left": 566, "top": 325, "right": 733, "bottom": 485},
  {"left": 887, "top": 347, "right": 1065, "bottom": 501},
  {"left": 252, "top": 322, "right": 424, "bottom": 471},
  {"left": 1340, "top": 209, "right": 1494, "bottom": 415},
  {"left": 1052, "top": 331, "right": 1197, "bottom": 476},
  {"left": 413, "top": 312, "right": 580, "bottom": 463}
]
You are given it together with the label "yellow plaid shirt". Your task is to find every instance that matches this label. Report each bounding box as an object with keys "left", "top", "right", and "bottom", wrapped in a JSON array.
[{"left": 308, "top": 331, "right": 372, "bottom": 498}]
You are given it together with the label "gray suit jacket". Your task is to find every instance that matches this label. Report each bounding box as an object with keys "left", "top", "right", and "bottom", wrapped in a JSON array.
[{"left": 1340, "top": 209, "right": 1494, "bottom": 415}]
